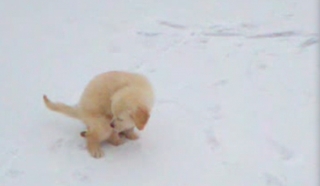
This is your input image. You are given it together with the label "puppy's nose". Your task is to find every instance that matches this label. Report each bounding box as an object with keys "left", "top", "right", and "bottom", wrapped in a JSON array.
[{"left": 110, "top": 122, "right": 115, "bottom": 128}]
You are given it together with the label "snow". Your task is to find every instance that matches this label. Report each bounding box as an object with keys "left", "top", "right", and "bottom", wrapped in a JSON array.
[{"left": 0, "top": 0, "right": 318, "bottom": 185}]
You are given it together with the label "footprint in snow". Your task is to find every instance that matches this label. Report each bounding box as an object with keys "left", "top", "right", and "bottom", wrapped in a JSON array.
[
  {"left": 210, "top": 79, "right": 228, "bottom": 88},
  {"left": 4, "top": 169, "right": 25, "bottom": 179},
  {"left": 49, "top": 138, "right": 65, "bottom": 153},
  {"left": 207, "top": 136, "right": 219, "bottom": 151},
  {"left": 0, "top": 149, "right": 19, "bottom": 168},
  {"left": 50, "top": 138, "right": 83, "bottom": 153},
  {"left": 72, "top": 171, "right": 91, "bottom": 183},
  {"left": 158, "top": 21, "right": 187, "bottom": 30},
  {"left": 269, "top": 140, "right": 294, "bottom": 161},
  {"left": 205, "top": 105, "right": 223, "bottom": 120},
  {"left": 300, "top": 37, "right": 318, "bottom": 48},
  {"left": 204, "top": 129, "right": 220, "bottom": 152},
  {"left": 264, "top": 173, "right": 285, "bottom": 186}
]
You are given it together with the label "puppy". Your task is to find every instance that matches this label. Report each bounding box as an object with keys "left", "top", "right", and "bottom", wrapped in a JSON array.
[{"left": 43, "top": 71, "right": 154, "bottom": 158}]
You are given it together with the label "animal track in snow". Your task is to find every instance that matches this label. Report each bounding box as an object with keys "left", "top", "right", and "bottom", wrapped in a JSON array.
[
  {"left": 133, "top": 62, "right": 145, "bottom": 70},
  {"left": 1, "top": 149, "right": 19, "bottom": 158},
  {"left": 199, "top": 24, "right": 314, "bottom": 42},
  {"left": 54, "top": 179, "right": 69, "bottom": 185},
  {"left": 257, "top": 63, "right": 268, "bottom": 70},
  {"left": 269, "top": 139, "right": 294, "bottom": 161},
  {"left": 205, "top": 105, "right": 223, "bottom": 120},
  {"left": 212, "top": 79, "right": 228, "bottom": 87},
  {"left": 72, "top": 171, "right": 91, "bottom": 183},
  {"left": 202, "top": 32, "right": 242, "bottom": 37},
  {"left": 206, "top": 135, "right": 220, "bottom": 152},
  {"left": 264, "top": 173, "right": 286, "bottom": 186},
  {"left": 299, "top": 36, "right": 319, "bottom": 48},
  {"left": 49, "top": 138, "right": 79, "bottom": 153},
  {"left": 158, "top": 21, "right": 187, "bottom": 30},
  {"left": 108, "top": 45, "right": 121, "bottom": 53},
  {"left": 203, "top": 128, "right": 220, "bottom": 152},
  {"left": 4, "top": 169, "right": 24, "bottom": 179},
  {"left": 50, "top": 138, "right": 65, "bottom": 153},
  {"left": 0, "top": 149, "right": 19, "bottom": 168},
  {"left": 156, "top": 98, "right": 193, "bottom": 114},
  {"left": 128, "top": 61, "right": 147, "bottom": 72},
  {"left": 248, "top": 31, "right": 299, "bottom": 39},
  {"left": 76, "top": 142, "right": 87, "bottom": 151},
  {"left": 0, "top": 149, "right": 22, "bottom": 184},
  {"left": 146, "top": 68, "right": 156, "bottom": 73},
  {"left": 200, "top": 23, "right": 256, "bottom": 37},
  {"left": 136, "top": 31, "right": 162, "bottom": 37}
]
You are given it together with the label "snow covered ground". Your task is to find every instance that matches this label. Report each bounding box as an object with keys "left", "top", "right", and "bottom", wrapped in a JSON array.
[{"left": 0, "top": 0, "right": 318, "bottom": 185}]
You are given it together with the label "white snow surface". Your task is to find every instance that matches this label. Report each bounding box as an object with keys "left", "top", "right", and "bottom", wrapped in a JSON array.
[{"left": 0, "top": 0, "right": 318, "bottom": 185}]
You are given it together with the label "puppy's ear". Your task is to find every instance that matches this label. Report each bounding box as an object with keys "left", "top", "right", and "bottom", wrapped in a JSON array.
[{"left": 131, "top": 106, "right": 150, "bottom": 130}]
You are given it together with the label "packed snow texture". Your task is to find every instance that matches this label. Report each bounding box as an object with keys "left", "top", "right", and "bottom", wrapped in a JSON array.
[{"left": 0, "top": 0, "right": 318, "bottom": 185}]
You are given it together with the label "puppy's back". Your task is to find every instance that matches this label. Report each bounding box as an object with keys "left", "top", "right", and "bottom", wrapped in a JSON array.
[{"left": 78, "top": 71, "right": 153, "bottom": 115}]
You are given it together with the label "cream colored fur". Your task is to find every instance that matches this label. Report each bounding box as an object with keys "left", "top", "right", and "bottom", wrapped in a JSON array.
[{"left": 43, "top": 71, "right": 154, "bottom": 158}]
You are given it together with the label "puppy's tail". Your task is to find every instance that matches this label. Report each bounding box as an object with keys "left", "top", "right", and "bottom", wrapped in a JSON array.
[{"left": 43, "top": 95, "right": 80, "bottom": 119}]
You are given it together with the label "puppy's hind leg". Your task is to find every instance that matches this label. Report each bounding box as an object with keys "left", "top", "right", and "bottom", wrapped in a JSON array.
[
  {"left": 85, "top": 132, "right": 105, "bottom": 158},
  {"left": 82, "top": 116, "right": 113, "bottom": 158}
]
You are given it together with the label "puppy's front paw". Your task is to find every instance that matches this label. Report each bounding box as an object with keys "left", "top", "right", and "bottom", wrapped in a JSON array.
[
  {"left": 109, "top": 138, "right": 125, "bottom": 146},
  {"left": 88, "top": 147, "right": 104, "bottom": 158},
  {"left": 124, "top": 131, "right": 139, "bottom": 140}
]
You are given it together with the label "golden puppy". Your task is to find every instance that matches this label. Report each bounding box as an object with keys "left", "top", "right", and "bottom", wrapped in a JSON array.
[{"left": 43, "top": 71, "right": 154, "bottom": 158}]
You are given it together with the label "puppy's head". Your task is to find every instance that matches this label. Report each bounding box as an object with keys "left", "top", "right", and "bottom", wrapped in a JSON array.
[
  {"left": 110, "top": 111, "right": 134, "bottom": 132},
  {"left": 110, "top": 105, "right": 150, "bottom": 132},
  {"left": 110, "top": 87, "right": 151, "bottom": 132}
]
